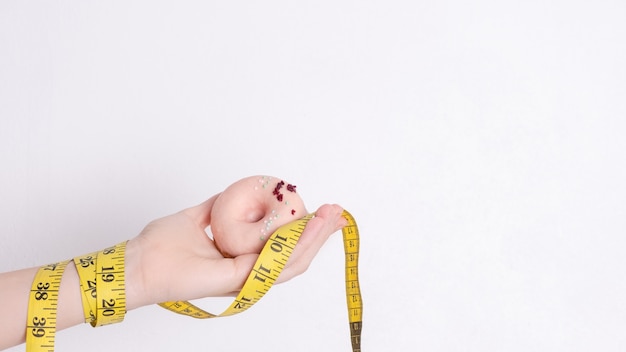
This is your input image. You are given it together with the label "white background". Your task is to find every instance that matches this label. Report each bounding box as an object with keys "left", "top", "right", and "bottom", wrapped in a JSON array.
[{"left": 2, "top": 1, "right": 626, "bottom": 351}]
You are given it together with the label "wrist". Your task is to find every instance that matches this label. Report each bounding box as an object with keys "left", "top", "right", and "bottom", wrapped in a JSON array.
[{"left": 124, "top": 238, "right": 150, "bottom": 310}]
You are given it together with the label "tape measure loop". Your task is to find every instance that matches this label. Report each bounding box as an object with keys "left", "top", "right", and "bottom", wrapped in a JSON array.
[{"left": 26, "top": 241, "right": 129, "bottom": 352}]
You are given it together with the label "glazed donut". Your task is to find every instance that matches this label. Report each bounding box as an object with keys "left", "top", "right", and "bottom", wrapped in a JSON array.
[{"left": 211, "top": 175, "right": 308, "bottom": 258}]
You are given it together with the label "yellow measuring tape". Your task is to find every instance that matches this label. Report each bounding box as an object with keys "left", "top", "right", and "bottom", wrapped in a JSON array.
[
  {"left": 26, "top": 242, "right": 127, "bottom": 352},
  {"left": 25, "top": 261, "right": 69, "bottom": 352},
  {"left": 26, "top": 210, "right": 362, "bottom": 351},
  {"left": 73, "top": 242, "right": 127, "bottom": 327}
]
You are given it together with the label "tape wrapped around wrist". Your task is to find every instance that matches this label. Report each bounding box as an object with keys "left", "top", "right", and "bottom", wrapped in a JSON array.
[
  {"left": 74, "top": 241, "right": 127, "bottom": 327},
  {"left": 26, "top": 241, "right": 128, "bottom": 352}
]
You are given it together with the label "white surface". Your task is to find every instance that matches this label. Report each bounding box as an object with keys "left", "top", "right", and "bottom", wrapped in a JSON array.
[{"left": 2, "top": 1, "right": 626, "bottom": 351}]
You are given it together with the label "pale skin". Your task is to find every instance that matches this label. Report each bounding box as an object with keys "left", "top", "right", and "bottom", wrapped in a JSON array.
[{"left": 0, "top": 194, "right": 347, "bottom": 350}]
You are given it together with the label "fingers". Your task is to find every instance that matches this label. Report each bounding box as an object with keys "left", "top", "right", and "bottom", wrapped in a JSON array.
[
  {"left": 315, "top": 203, "right": 348, "bottom": 233},
  {"left": 188, "top": 254, "right": 259, "bottom": 299},
  {"left": 182, "top": 193, "right": 221, "bottom": 228},
  {"left": 276, "top": 204, "right": 346, "bottom": 283}
]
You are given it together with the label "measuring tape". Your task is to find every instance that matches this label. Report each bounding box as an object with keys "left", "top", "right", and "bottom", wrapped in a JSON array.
[
  {"left": 26, "top": 242, "right": 127, "bottom": 352},
  {"left": 25, "top": 261, "right": 69, "bottom": 352},
  {"left": 26, "top": 211, "right": 362, "bottom": 351},
  {"left": 73, "top": 242, "right": 127, "bottom": 327}
]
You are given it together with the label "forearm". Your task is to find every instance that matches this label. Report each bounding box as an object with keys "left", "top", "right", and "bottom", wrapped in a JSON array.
[
  {"left": 0, "top": 262, "right": 81, "bottom": 350},
  {"left": 0, "top": 266, "right": 36, "bottom": 350}
]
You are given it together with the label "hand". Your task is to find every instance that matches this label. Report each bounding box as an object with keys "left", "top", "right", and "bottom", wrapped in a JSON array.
[{"left": 124, "top": 194, "right": 347, "bottom": 309}]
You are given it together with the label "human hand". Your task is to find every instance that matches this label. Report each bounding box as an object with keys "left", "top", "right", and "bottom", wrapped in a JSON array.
[{"left": 124, "top": 195, "right": 347, "bottom": 310}]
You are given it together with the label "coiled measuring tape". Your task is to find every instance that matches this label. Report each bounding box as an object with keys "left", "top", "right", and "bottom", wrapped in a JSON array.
[
  {"left": 26, "top": 210, "right": 362, "bottom": 351},
  {"left": 26, "top": 242, "right": 127, "bottom": 352}
]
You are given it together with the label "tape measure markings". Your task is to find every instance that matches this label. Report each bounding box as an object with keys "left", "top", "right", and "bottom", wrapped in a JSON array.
[
  {"left": 93, "top": 243, "right": 127, "bottom": 327},
  {"left": 341, "top": 211, "right": 362, "bottom": 352},
  {"left": 26, "top": 260, "right": 70, "bottom": 352},
  {"left": 159, "top": 301, "right": 217, "bottom": 319},
  {"left": 74, "top": 251, "right": 99, "bottom": 323}
]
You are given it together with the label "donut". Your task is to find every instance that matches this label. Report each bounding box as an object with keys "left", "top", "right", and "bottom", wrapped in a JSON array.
[{"left": 211, "top": 175, "right": 308, "bottom": 258}]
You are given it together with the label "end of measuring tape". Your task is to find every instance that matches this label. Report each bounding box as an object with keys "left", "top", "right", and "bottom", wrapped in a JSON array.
[
  {"left": 26, "top": 241, "right": 128, "bottom": 352},
  {"left": 342, "top": 210, "right": 363, "bottom": 352}
]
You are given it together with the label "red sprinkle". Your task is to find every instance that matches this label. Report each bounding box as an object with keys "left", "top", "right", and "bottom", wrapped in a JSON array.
[
  {"left": 273, "top": 181, "right": 295, "bottom": 202},
  {"left": 291, "top": 209, "right": 296, "bottom": 215},
  {"left": 273, "top": 180, "right": 291, "bottom": 202}
]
